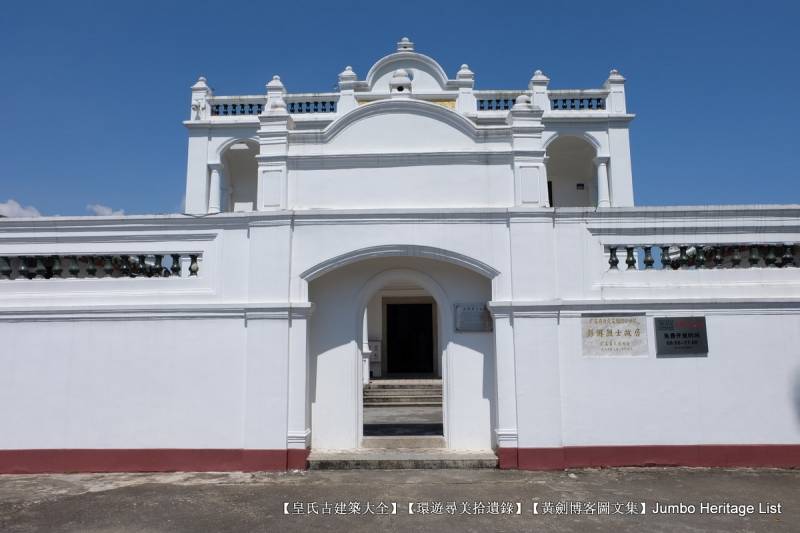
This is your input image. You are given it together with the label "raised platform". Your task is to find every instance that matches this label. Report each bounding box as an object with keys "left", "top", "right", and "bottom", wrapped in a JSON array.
[{"left": 308, "top": 448, "right": 497, "bottom": 470}]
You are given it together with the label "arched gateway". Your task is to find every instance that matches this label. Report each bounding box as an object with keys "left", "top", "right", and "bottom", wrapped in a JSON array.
[{"left": 300, "top": 248, "right": 499, "bottom": 455}]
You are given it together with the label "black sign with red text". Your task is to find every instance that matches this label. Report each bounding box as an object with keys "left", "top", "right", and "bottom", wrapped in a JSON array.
[{"left": 655, "top": 317, "right": 708, "bottom": 357}]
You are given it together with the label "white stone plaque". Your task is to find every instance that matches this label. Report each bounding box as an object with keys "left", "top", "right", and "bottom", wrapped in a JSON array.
[{"left": 582, "top": 315, "right": 648, "bottom": 356}]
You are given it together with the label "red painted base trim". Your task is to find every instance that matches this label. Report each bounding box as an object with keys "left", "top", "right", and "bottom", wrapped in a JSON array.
[
  {"left": 287, "top": 448, "right": 310, "bottom": 470},
  {"left": 0, "top": 449, "right": 308, "bottom": 474},
  {"left": 497, "top": 447, "right": 518, "bottom": 469},
  {"left": 514, "top": 445, "right": 800, "bottom": 470}
]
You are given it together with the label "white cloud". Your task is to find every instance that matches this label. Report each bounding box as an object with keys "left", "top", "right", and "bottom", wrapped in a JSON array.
[
  {"left": 0, "top": 199, "right": 41, "bottom": 218},
  {"left": 86, "top": 203, "right": 125, "bottom": 216}
]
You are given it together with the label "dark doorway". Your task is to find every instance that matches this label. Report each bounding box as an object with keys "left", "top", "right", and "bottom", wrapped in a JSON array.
[{"left": 386, "top": 303, "right": 434, "bottom": 375}]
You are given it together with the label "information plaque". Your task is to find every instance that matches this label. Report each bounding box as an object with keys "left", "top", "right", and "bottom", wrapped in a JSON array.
[
  {"left": 455, "top": 303, "right": 492, "bottom": 332},
  {"left": 582, "top": 315, "right": 648, "bottom": 356},
  {"left": 655, "top": 317, "right": 708, "bottom": 357}
]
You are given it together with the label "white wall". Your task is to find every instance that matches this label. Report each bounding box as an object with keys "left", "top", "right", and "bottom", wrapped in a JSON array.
[
  {"left": 1, "top": 319, "right": 244, "bottom": 448},
  {"left": 290, "top": 164, "right": 512, "bottom": 209},
  {"left": 514, "top": 312, "right": 800, "bottom": 448},
  {"left": 1, "top": 206, "right": 799, "bottom": 460}
]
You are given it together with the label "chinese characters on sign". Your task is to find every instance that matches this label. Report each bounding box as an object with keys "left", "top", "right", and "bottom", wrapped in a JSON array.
[
  {"left": 582, "top": 316, "right": 648, "bottom": 356},
  {"left": 282, "top": 499, "right": 651, "bottom": 517},
  {"left": 455, "top": 303, "right": 493, "bottom": 332},
  {"left": 654, "top": 317, "right": 708, "bottom": 357}
]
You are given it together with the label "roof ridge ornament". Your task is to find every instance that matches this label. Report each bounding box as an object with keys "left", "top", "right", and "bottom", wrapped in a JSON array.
[
  {"left": 389, "top": 68, "right": 412, "bottom": 96},
  {"left": 456, "top": 64, "right": 474, "bottom": 81},
  {"left": 396, "top": 36, "right": 414, "bottom": 51},
  {"left": 266, "top": 75, "right": 285, "bottom": 92},
  {"left": 338, "top": 65, "right": 357, "bottom": 82}
]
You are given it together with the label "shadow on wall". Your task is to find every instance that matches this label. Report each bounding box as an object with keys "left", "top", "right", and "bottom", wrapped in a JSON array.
[{"left": 793, "top": 368, "right": 800, "bottom": 427}]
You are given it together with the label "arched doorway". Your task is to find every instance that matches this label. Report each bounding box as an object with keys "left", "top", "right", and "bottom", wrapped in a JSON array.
[
  {"left": 545, "top": 135, "right": 598, "bottom": 207},
  {"left": 358, "top": 271, "right": 447, "bottom": 440},
  {"left": 220, "top": 140, "right": 258, "bottom": 212},
  {"left": 305, "top": 253, "right": 495, "bottom": 451}
]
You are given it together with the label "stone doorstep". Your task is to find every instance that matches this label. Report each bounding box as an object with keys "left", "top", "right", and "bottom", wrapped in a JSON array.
[
  {"left": 362, "top": 436, "right": 446, "bottom": 448},
  {"left": 307, "top": 448, "right": 498, "bottom": 470},
  {"left": 364, "top": 395, "right": 442, "bottom": 400},
  {"left": 364, "top": 388, "right": 443, "bottom": 395},
  {"left": 363, "top": 402, "right": 442, "bottom": 407},
  {"left": 367, "top": 379, "right": 443, "bottom": 386}
]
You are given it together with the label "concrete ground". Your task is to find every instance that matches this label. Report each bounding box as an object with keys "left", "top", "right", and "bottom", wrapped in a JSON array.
[
  {"left": 364, "top": 406, "right": 443, "bottom": 436},
  {"left": 1, "top": 468, "right": 798, "bottom": 532}
]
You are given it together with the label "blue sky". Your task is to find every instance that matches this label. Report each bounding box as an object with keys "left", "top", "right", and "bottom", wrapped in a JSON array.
[{"left": 1, "top": 0, "right": 798, "bottom": 216}]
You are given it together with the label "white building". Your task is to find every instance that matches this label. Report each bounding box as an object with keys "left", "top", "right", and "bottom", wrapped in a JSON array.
[{"left": 1, "top": 38, "right": 799, "bottom": 472}]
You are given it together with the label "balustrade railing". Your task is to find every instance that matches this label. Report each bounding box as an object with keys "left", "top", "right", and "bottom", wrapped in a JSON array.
[
  {"left": 0, "top": 254, "right": 201, "bottom": 280},
  {"left": 477, "top": 98, "right": 516, "bottom": 111},
  {"left": 208, "top": 95, "right": 338, "bottom": 117},
  {"left": 550, "top": 97, "right": 606, "bottom": 110},
  {"left": 211, "top": 101, "right": 263, "bottom": 116},
  {"left": 607, "top": 244, "right": 798, "bottom": 271},
  {"left": 286, "top": 99, "right": 337, "bottom": 114}
]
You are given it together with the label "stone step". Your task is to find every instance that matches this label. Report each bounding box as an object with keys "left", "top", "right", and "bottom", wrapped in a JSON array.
[
  {"left": 364, "top": 389, "right": 442, "bottom": 396},
  {"left": 308, "top": 448, "right": 497, "bottom": 470},
  {"left": 364, "top": 401, "right": 442, "bottom": 407},
  {"left": 362, "top": 436, "right": 445, "bottom": 449},
  {"left": 364, "top": 396, "right": 442, "bottom": 404},
  {"left": 368, "top": 379, "right": 443, "bottom": 386},
  {"left": 365, "top": 380, "right": 442, "bottom": 390},
  {"left": 364, "top": 388, "right": 442, "bottom": 396}
]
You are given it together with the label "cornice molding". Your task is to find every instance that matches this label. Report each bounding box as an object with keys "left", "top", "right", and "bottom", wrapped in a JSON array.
[
  {"left": 286, "top": 150, "right": 513, "bottom": 169},
  {"left": 488, "top": 298, "right": 800, "bottom": 318},
  {"left": 0, "top": 302, "right": 314, "bottom": 322}
]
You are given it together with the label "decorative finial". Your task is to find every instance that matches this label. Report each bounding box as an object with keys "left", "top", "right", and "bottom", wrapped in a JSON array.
[
  {"left": 456, "top": 64, "right": 474, "bottom": 80},
  {"left": 389, "top": 68, "right": 412, "bottom": 94},
  {"left": 531, "top": 70, "right": 549, "bottom": 81},
  {"left": 192, "top": 76, "right": 209, "bottom": 89},
  {"left": 608, "top": 68, "right": 625, "bottom": 81},
  {"left": 338, "top": 65, "right": 357, "bottom": 82},
  {"left": 513, "top": 94, "right": 532, "bottom": 109},
  {"left": 266, "top": 75, "right": 285, "bottom": 91},
  {"left": 396, "top": 36, "right": 414, "bottom": 51}
]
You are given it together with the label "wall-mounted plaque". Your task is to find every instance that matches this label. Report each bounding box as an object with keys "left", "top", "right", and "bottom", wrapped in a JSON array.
[
  {"left": 367, "top": 341, "right": 382, "bottom": 362},
  {"left": 655, "top": 317, "right": 708, "bottom": 357},
  {"left": 582, "top": 315, "right": 648, "bottom": 356},
  {"left": 455, "top": 303, "right": 492, "bottom": 332}
]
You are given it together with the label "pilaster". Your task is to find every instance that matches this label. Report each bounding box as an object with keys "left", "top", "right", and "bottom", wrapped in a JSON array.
[
  {"left": 508, "top": 95, "right": 548, "bottom": 206},
  {"left": 487, "top": 304, "right": 519, "bottom": 468},
  {"left": 594, "top": 156, "right": 611, "bottom": 208},
  {"left": 257, "top": 76, "right": 293, "bottom": 211},
  {"left": 337, "top": 66, "right": 358, "bottom": 114},
  {"left": 528, "top": 70, "right": 550, "bottom": 111},
  {"left": 455, "top": 64, "right": 476, "bottom": 114},
  {"left": 184, "top": 76, "right": 212, "bottom": 214},
  {"left": 287, "top": 304, "right": 314, "bottom": 468},
  {"left": 603, "top": 68, "right": 627, "bottom": 113}
]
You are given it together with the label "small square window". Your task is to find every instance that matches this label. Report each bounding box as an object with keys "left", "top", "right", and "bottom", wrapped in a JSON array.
[{"left": 576, "top": 183, "right": 585, "bottom": 190}]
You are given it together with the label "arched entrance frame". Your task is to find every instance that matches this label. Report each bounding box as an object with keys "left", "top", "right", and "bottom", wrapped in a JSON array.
[
  {"left": 354, "top": 268, "right": 453, "bottom": 444},
  {"left": 298, "top": 244, "right": 500, "bottom": 301},
  {"left": 294, "top": 244, "right": 503, "bottom": 451}
]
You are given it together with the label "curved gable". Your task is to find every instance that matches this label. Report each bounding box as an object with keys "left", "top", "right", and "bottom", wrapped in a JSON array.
[
  {"left": 323, "top": 100, "right": 479, "bottom": 152},
  {"left": 365, "top": 52, "right": 449, "bottom": 93}
]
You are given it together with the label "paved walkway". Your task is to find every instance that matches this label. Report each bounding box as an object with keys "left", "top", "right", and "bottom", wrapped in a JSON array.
[{"left": 1, "top": 468, "right": 798, "bottom": 532}]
